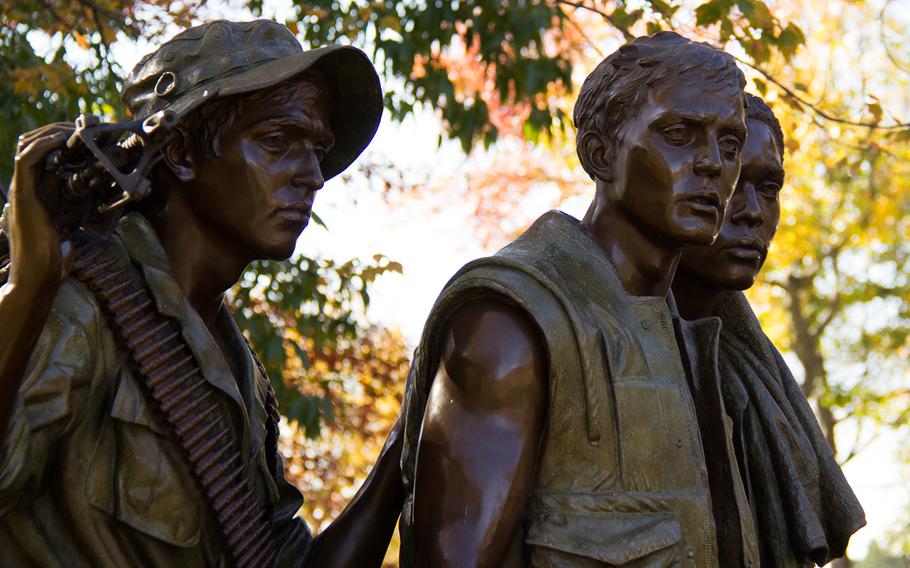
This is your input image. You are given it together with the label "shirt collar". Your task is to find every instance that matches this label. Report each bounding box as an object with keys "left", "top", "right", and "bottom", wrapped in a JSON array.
[{"left": 115, "top": 212, "right": 268, "bottom": 464}]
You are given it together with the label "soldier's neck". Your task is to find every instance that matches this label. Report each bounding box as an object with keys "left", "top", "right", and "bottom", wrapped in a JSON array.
[
  {"left": 580, "top": 197, "right": 680, "bottom": 298},
  {"left": 149, "top": 200, "right": 253, "bottom": 330},
  {"left": 671, "top": 268, "right": 723, "bottom": 320}
]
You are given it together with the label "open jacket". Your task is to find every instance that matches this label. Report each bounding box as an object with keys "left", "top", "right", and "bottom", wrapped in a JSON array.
[
  {"left": 0, "top": 213, "right": 310, "bottom": 567},
  {"left": 713, "top": 290, "right": 865, "bottom": 566}
]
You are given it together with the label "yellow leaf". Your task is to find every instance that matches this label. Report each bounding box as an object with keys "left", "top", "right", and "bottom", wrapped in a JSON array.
[
  {"left": 867, "top": 102, "right": 883, "bottom": 124},
  {"left": 285, "top": 20, "right": 299, "bottom": 36},
  {"left": 380, "top": 15, "right": 401, "bottom": 33}
]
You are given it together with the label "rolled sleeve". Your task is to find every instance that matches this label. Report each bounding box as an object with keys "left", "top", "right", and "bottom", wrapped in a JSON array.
[{"left": 0, "top": 282, "right": 97, "bottom": 514}]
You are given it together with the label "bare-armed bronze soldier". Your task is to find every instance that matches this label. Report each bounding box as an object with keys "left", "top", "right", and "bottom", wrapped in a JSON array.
[
  {"left": 399, "top": 32, "right": 761, "bottom": 567},
  {"left": 0, "top": 20, "right": 402, "bottom": 567},
  {"left": 671, "top": 93, "right": 864, "bottom": 567}
]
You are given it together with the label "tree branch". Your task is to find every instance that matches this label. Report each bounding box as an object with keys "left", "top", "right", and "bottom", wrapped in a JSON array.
[
  {"left": 763, "top": 276, "right": 786, "bottom": 289},
  {"left": 554, "top": 2, "right": 910, "bottom": 131},
  {"left": 813, "top": 247, "right": 844, "bottom": 337},
  {"left": 733, "top": 54, "right": 910, "bottom": 131},
  {"left": 36, "top": 0, "right": 70, "bottom": 31},
  {"left": 879, "top": 0, "right": 910, "bottom": 77},
  {"left": 839, "top": 426, "right": 877, "bottom": 466},
  {"left": 558, "top": 5, "right": 606, "bottom": 58},
  {"left": 552, "top": 0, "right": 635, "bottom": 41}
]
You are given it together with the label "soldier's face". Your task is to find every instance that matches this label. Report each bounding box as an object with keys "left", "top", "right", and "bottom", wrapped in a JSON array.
[
  {"left": 190, "top": 79, "right": 333, "bottom": 261},
  {"left": 609, "top": 83, "right": 746, "bottom": 249},
  {"left": 678, "top": 119, "right": 784, "bottom": 290}
]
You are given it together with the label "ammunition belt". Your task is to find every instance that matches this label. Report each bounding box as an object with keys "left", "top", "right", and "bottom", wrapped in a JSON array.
[
  {"left": 71, "top": 233, "right": 278, "bottom": 568},
  {"left": 244, "top": 336, "right": 283, "bottom": 481}
]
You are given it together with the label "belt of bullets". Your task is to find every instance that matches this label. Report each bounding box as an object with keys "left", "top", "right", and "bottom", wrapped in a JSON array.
[
  {"left": 72, "top": 233, "right": 279, "bottom": 568},
  {"left": 243, "top": 336, "right": 283, "bottom": 481}
]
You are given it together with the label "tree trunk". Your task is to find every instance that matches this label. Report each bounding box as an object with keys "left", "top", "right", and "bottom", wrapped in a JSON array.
[
  {"left": 817, "top": 403, "right": 838, "bottom": 455},
  {"left": 785, "top": 277, "right": 851, "bottom": 565}
]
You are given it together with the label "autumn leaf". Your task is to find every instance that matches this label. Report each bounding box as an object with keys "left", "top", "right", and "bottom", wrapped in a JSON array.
[
  {"left": 868, "top": 101, "right": 884, "bottom": 124},
  {"left": 285, "top": 19, "right": 299, "bottom": 36},
  {"left": 73, "top": 30, "right": 89, "bottom": 50}
]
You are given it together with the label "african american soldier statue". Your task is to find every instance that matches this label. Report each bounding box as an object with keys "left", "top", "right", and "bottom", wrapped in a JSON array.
[
  {"left": 399, "top": 31, "right": 763, "bottom": 567},
  {"left": 671, "top": 93, "right": 865, "bottom": 567},
  {"left": 0, "top": 20, "right": 403, "bottom": 567}
]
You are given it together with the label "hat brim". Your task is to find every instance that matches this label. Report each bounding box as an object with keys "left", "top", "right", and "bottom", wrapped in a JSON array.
[{"left": 164, "top": 45, "right": 382, "bottom": 181}]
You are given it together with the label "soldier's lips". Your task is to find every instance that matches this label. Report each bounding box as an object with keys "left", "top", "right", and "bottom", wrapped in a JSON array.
[
  {"left": 722, "top": 239, "right": 765, "bottom": 260},
  {"left": 276, "top": 208, "right": 311, "bottom": 223},
  {"left": 679, "top": 191, "right": 722, "bottom": 216}
]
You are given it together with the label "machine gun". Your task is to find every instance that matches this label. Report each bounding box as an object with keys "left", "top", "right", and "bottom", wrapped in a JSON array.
[{"left": 0, "top": 110, "right": 178, "bottom": 268}]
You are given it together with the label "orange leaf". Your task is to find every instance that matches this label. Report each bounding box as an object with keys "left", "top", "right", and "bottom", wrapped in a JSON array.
[{"left": 73, "top": 30, "right": 89, "bottom": 50}]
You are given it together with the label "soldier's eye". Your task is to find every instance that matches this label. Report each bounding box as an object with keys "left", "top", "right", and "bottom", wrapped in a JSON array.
[
  {"left": 258, "top": 132, "right": 289, "bottom": 153},
  {"left": 759, "top": 182, "right": 781, "bottom": 198},
  {"left": 661, "top": 125, "right": 693, "bottom": 145},
  {"left": 719, "top": 135, "right": 742, "bottom": 159}
]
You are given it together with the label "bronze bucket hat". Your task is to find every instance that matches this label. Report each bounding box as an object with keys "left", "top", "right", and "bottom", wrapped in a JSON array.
[{"left": 121, "top": 19, "right": 382, "bottom": 180}]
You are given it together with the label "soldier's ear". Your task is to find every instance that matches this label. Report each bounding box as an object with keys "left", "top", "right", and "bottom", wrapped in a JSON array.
[
  {"left": 161, "top": 130, "right": 196, "bottom": 182},
  {"left": 578, "top": 130, "right": 613, "bottom": 182}
]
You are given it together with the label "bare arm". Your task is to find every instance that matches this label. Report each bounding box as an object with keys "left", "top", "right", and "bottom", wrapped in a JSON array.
[
  {"left": 305, "top": 416, "right": 405, "bottom": 568},
  {"left": 413, "top": 297, "right": 548, "bottom": 568},
  {"left": 0, "top": 124, "right": 73, "bottom": 447}
]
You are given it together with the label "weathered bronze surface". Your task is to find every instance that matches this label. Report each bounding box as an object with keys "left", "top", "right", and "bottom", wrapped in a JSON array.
[
  {"left": 401, "top": 31, "right": 763, "bottom": 567},
  {"left": 672, "top": 94, "right": 865, "bottom": 566},
  {"left": 0, "top": 19, "right": 401, "bottom": 567}
]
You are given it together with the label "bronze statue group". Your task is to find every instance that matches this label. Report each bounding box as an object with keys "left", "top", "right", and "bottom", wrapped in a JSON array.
[{"left": 0, "top": 18, "right": 866, "bottom": 568}]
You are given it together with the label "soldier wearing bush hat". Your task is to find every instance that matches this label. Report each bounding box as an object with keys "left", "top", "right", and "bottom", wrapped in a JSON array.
[
  {"left": 122, "top": 19, "right": 383, "bottom": 180},
  {"left": 0, "top": 19, "right": 401, "bottom": 567}
]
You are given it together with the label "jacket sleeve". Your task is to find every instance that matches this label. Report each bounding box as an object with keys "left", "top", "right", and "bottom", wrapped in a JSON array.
[
  {"left": 246, "top": 342, "right": 313, "bottom": 567},
  {"left": 272, "top": 464, "right": 313, "bottom": 567},
  {"left": 0, "top": 280, "right": 100, "bottom": 514}
]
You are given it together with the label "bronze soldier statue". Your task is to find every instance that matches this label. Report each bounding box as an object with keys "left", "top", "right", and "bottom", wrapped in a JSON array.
[
  {"left": 0, "top": 19, "right": 402, "bottom": 567},
  {"left": 671, "top": 93, "right": 865, "bottom": 567},
  {"left": 399, "top": 32, "right": 761, "bottom": 567}
]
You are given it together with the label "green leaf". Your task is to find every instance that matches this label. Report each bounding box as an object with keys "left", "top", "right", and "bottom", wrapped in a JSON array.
[
  {"left": 753, "top": 77, "right": 767, "bottom": 95},
  {"left": 776, "top": 22, "right": 806, "bottom": 60},
  {"left": 738, "top": 0, "right": 774, "bottom": 29},
  {"left": 292, "top": 340, "right": 312, "bottom": 368},
  {"left": 310, "top": 210, "right": 328, "bottom": 230},
  {"left": 695, "top": 0, "right": 731, "bottom": 26},
  {"left": 612, "top": 7, "right": 644, "bottom": 31},
  {"left": 320, "top": 397, "right": 335, "bottom": 424},
  {"left": 746, "top": 37, "right": 772, "bottom": 64},
  {"left": 720, "top": 18, "right": 734, "bottom": 41},
  {"left": 648, "top": 0, "right": 679, "bottom": 19}
]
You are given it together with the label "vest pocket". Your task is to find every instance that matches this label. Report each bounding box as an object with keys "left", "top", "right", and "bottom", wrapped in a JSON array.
[
  {"left": 525, "top": 511, "right": 681, "bottom": 566},
  {"left": 86, "top": 369, "right": 202, "bottom": 548}
]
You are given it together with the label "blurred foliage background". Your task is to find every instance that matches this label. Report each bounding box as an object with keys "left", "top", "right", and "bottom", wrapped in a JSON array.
[{"left": 2, "top": 0, "right": 908, "bottom": 565}]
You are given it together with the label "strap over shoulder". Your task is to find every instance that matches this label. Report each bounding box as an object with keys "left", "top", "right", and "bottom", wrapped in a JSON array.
[{"left": 70, "top": 231, "right": 283, "bottom": 568}]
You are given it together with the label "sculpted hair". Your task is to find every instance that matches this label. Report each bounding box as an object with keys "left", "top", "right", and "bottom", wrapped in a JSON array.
[
  {"left": 744, "top": 93, "right": 785, "bottom": 163},
  {"left": 573, "top": 31, "right": 746, "bottom": 180},
  {"left": 178, "top": 69, "right": 330, "bottom": 165},
  {"left": 139, "top": 70, "right": 329, "bottom": 214}
]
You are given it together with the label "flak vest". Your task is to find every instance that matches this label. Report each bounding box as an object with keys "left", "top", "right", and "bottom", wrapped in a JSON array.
[{"left": 400, "top": 211, "right": 759, "bottom": 567}]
